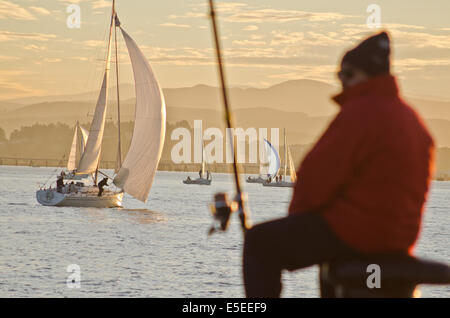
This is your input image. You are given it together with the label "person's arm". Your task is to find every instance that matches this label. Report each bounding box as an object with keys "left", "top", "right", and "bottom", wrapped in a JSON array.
[{"left": 288, "top": 106, "right": 368, "bottom": 215}]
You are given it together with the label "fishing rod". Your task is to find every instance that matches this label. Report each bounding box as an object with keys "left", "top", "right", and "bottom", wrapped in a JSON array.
[{"left": 207, "top": 0, "right": 249, "bottom": 235}]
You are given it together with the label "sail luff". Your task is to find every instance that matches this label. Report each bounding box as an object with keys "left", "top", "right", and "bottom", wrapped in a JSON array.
[
  {"left": 113, "top": 27, "right": 166, "bottom": 202},
  {"left": 76, "top": 6, "right": 114, "bottom": 175}
]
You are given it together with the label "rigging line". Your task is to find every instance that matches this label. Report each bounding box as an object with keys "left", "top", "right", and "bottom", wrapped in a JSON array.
[
  {"left": 114, "top": 12, "right": 122, "bottom": 168},
  {"left": 208, "top": 0, "right": 248, "bottom": 232}
]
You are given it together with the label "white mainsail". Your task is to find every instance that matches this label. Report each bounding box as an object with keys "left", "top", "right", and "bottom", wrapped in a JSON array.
[
  {"left": 113, "top": 27, "right": 166, "bottom": 202},
  {"left": 67, "top": 122, "right": 90, "bottom": 171},
  {"left": 79, "top": 125, "right": 89, "bottom": 154},
  {"left": 76, "top": 18, "right": 113, "bottom": 175},
  {"left": 288, "top": 147, "right": 297, "bottom": 183},
  {"left": 67, "top": 124, "right": 79, "bottom": 171}
]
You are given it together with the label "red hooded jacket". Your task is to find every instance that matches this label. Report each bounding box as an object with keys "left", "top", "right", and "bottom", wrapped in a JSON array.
[{"left": 288, "top": 74, "right": 435, "bottom": 254}]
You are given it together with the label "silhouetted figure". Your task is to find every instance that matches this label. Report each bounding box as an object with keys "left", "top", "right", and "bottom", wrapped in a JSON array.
[
  {"left": 199, "top": 169, "right": 203, "bottom": 179},
  {"left": 56, "top": 176, "right": 64, "bottom": 193},
  {"left": 97, "top": 177, "right": 108, "bottom": 197},
  {"left": 243, "top": 31, "right": 435, "bottom": 297},
  {"left": 69, "top": 181, "right": 76, "bottom": 193}
]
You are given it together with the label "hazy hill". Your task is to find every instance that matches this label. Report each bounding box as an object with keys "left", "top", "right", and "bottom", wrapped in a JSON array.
[{"left": 1, "top": 79, "right": 450, "bottom": 147}]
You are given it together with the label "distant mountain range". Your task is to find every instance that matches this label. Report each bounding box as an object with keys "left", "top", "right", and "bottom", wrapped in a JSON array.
[{"left": 1, "top": 79, "right": 450, "bottom": 147}]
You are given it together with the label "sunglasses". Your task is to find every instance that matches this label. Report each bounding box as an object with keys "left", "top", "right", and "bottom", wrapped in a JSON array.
[{"left": 338, "top": 69, "right": 355, "bottom": 80}]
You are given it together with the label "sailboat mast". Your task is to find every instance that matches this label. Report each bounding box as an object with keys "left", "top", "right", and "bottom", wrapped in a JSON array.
[
  {"left": 113, "top": 0, "right": 122, "bottom": 168},
  {"left": 284, "top": 128, "right": 287, "bottom": 180},
  {"left": 94, "top": 0, "right": 115, "bottom": 185},
  {"left": 77, "top": 121, "right": 82, "bottom": 166}
]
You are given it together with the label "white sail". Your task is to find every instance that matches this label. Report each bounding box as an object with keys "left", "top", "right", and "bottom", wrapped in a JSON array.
[
  {"left": 67, "top": 125, "right": 78, "bottom": 171},
  {"left": 288, "top": 147, "right": 297, "bottom": 183},
  {"left": 201, "top": 140, "right": 206, "bottom": 177},
  {"left": 114, "top": 143, "right": 121, "bottom": 173},
  {"left": 79, "top": 125, "right": 89, "bottom": 154},
  {"left": 113, "top": 27, "right": 166, "bottom": 202},
  {"left": 259, "top": 144, "right": 268, "bottom": 176},
  {"left": 77, "top": 33, "right": 113, "bottom": 175},
  {"left": 264, "top": 138, "right": 280, "bottom": 179},
  {"left": 283, "top": 129, "right": 287, "bottom": 179}
]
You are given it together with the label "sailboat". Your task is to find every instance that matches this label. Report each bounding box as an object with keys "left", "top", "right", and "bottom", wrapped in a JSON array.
[
  {"left": 36, "top": 0, "right": 166, "bottom": 207},
  {"left": 183, "top": 140, "right": 212, "bottom": 185},
  {"left": 263, "top": 129, "right": 296, "bottom": 187},
  {"left": 246, "top": 138, "right": 278, "bottom": 183}
]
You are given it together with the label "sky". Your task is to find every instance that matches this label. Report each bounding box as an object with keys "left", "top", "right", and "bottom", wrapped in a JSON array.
[{"left": 1, "top": 0, "right": 450, "bottom": 100}]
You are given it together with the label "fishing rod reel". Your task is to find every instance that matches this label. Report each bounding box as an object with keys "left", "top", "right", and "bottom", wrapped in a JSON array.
[{"left": 208, "top": 192, "right": 250, "bottom": 236}]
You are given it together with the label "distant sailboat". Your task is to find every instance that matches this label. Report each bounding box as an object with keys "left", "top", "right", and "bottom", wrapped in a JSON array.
[
  {"left": 183, "top": 139, "right": 212, "bottom": 185},
  {"left": 263, "top": 129, "right": 295, "bottom": 187},
  {"left": 36, "top": 0, "right": 166, "bottom": 207},
  {"left": 247, "top": 138, "right": 278, "bottom": 183}
]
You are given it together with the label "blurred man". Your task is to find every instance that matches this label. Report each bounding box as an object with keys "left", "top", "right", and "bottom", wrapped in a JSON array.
[{"left": 243, "top": 31, "right": 435, "bottom": 297}]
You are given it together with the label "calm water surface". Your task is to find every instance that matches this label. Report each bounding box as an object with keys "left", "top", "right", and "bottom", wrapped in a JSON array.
[{"left": 0, "top": 166, "right": 448, "bottom": 297}]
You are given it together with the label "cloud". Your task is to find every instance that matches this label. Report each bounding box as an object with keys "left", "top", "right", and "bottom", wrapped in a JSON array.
[
  {"left": 24, "top": 44, "right": 47, "bottom": 51},
  {"left": 29, "top": 6, "right": 51, "bottom": 16},
  {"left": 159, "top": 23, "right": 191, "bottom": 29},
  {"left": 225, "top": 9, "right": 351, "bottom": 24},
  {"left": 394, "top": 58, "right": 450, "bottom": 72},
  {"left": 0, "top": 0, "right": 35, "bottom": 20},
  {"left": 0, "top": 31, "right": 57, "bottom": 42},
  {"left": 242, "top": 25, "right": 258, "bottom": 31},
  {"left": 92, "top": 0, "right": 110, "bottom": 9},
  {"left": 82, "top": 40, "right": 105, "bottom": 48},
  {"left": 0, "top": 71, "right": 42, "bottom": 99},
  {"left": 0, "top": 55, "right": 18, "bottom": 61}
]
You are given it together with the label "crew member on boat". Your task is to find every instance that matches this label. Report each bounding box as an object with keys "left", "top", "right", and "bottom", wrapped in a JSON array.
[
  {"left": 98, "top": 177, "right": 108, "bottom": 197},
  {"left": 56, "top": 175, "right": 64, "bottom": 193},
  {"left": 242, "top": 32, "right": 435, "bottom": 297}
]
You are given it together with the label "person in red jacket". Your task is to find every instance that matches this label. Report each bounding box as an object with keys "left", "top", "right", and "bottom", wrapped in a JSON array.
[{"left": 243, "top": 31, "right": 435, "bottom": 297}]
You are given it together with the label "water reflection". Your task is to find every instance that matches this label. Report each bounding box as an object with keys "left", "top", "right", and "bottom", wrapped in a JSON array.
[{"left": 116, "top": 208, "right": 168, "bottom": 224}]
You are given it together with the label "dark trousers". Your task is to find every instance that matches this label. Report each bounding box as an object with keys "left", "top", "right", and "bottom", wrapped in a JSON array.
[
  {"left": 98, "top": 187, "right": 104, "bottom": 197},
  {"left": 243, "top": 213, "right": 358, "bottom": 297}
]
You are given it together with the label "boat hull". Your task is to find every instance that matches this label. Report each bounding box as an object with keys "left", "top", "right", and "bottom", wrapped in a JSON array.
[
  {"left": 246, "top": 176, "right": 268, "bottom": 184},
  {"left": 183, "top": 178, "right": 211, "bottom": 185},
  {"left": 36, "top": 189, "right": 123, "bottom": 208},
  {"left": 262, "top": 181, "right": 294, "bottom": 188}
]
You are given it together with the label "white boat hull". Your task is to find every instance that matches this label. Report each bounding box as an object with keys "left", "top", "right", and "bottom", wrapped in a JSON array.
[{"left": 36, "top": 189, "right": 123, "bottom": 208}]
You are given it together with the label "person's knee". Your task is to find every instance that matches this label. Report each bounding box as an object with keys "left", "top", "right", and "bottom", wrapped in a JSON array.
[{"left": 244, "top": 224, "right": 267, "bottom": 256}]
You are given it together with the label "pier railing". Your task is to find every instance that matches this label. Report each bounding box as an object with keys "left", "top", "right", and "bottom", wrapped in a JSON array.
[{"left": 0, "top": 157, "right": 265, "bottom": 174}]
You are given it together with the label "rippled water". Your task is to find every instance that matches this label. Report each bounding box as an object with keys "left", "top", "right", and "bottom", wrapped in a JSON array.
[{"left": 0, "top": 166, "right": 448, "bottom": 297}]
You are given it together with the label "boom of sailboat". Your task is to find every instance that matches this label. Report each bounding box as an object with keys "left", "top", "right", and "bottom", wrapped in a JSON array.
[{"left": 36, "top": 1, "right": 166, "bottom": 207}]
